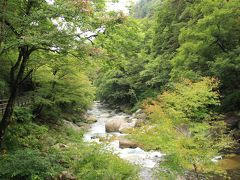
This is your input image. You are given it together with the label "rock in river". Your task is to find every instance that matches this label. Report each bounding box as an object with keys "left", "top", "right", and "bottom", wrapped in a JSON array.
[
  {"left": 119, "top": 137, "right": 138, "bottom": 149},
  {"left": 105, "top": 118, "right": 126, "bottom": 132}
]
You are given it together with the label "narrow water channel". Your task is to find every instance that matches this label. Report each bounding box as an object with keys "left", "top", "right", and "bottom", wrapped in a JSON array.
[{"left": 83, "top": 102, "right": 163, "bottom": 179}]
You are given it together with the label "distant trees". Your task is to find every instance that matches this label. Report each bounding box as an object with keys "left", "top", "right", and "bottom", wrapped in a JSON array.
[
  {"left": 134, "top": 0, "right": 161, "bottom": 18},
  {"left": 171, "top": 0, "right": 240, "bottom": 112},
  {"left": 97, "top": 0, "right": 240, "bottom": 112},
  {"left": 95, "top": 16, "right": 152, "bottom": 106}
]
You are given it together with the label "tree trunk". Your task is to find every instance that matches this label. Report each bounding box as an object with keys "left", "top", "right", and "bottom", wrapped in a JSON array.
[
  {"left": 0, "top": 84, "right": 17, "bottom": 145},
  {"left": 0, "top": 46, "right": 31, "bottom": 146}
]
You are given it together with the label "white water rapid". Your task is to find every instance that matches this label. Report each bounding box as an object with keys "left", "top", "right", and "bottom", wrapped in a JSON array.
[{"left": 83, "top": 102, "right": 164, "bottom": 179}]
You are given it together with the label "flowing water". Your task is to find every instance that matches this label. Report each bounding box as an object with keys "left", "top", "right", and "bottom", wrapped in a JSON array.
[{"left": 83, "top": 102, "right": 163, "bottom": 179}]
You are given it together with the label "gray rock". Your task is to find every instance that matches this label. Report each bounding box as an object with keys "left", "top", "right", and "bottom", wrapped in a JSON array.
[
  {"left": 134, "top": 118, "right": 145, "bottom": 127},
  {"left": 86, "top": 115, "right": 97, "bottom": 123},
  {"left": 53, "top": 143, "right": 69, "bottom": 149},
  {"left": 63, "top": 120, "right": 81, "bottom": 131},
  {"left": 176, "top": 124, "right": 191, "bottom": 137},
  {"left": 119, "top": 138, "right": 138, "bottom": 149},
  {"left": 105, "top": 119, "right": 126, "bottom": 132}
]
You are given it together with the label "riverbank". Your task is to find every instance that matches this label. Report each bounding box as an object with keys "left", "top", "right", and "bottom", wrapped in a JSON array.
[
  {"left": 83, "top": 101, "right": 240, "bottom": 180},
  {"left": 0, "top": 111, "right": 138, "bottom": 179}
]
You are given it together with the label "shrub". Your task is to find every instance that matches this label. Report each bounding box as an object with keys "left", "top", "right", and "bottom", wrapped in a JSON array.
[
  {"left": 74, "top": 146, "right": 138, "bottom": 179},
  {"left": 0, "top": 148, "right": 62, "bottom": 180},
  {"left": 13, "top": 107, "right": 33, "bottom": 123},
  {"left": 130, "top": 78, "right": 235, "bottom": 178},
  {"left": 5, "top": 122, "right": 49, "bottom": 150}
]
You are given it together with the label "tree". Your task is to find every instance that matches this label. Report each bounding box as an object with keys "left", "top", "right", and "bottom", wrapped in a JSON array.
[
  {"left": 130, "top": 78, "right": 234, "bottom": 178},
  {"left": 94, "top": 16, "right": 152, "bottom": 106},
  {"left": 32, "top": 55, "right": 95, "bottom": 121},
  {"left": 0, "top": 0, "right": 105, "bottom": 144},
  {"left": 171, "top": 0, "right": 240, "bottom": 111},
  {"left": 134, "top": 0, "right": 162, "bottom": 18}
]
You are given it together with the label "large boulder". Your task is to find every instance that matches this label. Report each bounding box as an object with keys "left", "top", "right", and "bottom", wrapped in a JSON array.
[
  {"left": 225, "top": 112, "right": 240, "bottom": 129},
  {"left": 105, "top": 119, "right": 126, "bottom": 132},
  {"left": 63, "top": 120, "right": 81, "bottom": 131},
  {"left": 119, "top": 138, "right": 138, "bottom": 149}
]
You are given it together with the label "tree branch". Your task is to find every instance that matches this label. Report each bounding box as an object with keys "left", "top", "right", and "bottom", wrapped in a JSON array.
[
  {"left": 10, "top": 49, "right": 24, "bottom": 86},
  {"left": 35, "top": 47, "right": 61, "bottom": 53},
  {"left": 0, "top": 18, "right": 20, "bottom": 37},
  {"left": 18, "top": 69, "right": 34, "bottom": 86},
  {"left": 75, "top": 34, "right": 98, "bottom": 45}
]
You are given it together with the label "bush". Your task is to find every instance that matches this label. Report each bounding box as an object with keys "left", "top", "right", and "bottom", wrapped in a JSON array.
[
  {"left": 130, "top": 78, "right": 235, "bottom": 178},
  {"left": 3, "top": 121, "right": 139, "bottom": 180},
  {"left": 33, "top": 61, "right": 95, "bottom": 122},
  {"left": 75, "top": 146, "right": 138, "bottom": 179},
  {"left": 0, "top": 148, "right": 62, "bottom": 180},
  {"left": 5, "top": 122, "right": 49, "bottom": 150},
  {"left": 155, "top": 78, "right": 220, "bottom": 123},
  {"left": 13, "top": 107, "right": 33, "bottom": 123}
]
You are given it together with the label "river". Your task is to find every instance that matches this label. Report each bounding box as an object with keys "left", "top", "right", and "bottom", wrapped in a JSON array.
[
  {"left": 83, "top": 102, "right": 240, "bottom": 179},
  {"left": 83, "top": 101, "right": 163, "bottom": 179}
]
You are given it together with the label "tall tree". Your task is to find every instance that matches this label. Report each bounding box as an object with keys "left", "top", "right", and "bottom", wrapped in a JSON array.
[
  {"left": 0, "top": 0, "right": 105, "bottom": 144},
  {"left": 171, "top": 0, "right": 240, "bottom": 111}
]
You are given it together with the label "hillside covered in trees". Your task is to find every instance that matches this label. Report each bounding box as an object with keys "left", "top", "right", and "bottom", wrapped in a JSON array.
[{"left": 0, "top": 0, "right": 239, "bottom": 179}]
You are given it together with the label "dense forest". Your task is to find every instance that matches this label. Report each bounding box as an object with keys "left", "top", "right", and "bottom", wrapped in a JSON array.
[{"left": 0, "top": 0, "right": 239, "bottom": 179}]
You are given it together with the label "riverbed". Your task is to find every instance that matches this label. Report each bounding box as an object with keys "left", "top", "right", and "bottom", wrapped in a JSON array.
[
  {"left": 83, "top": 102, "right": 163, "bottom": 179},
  {"left": 83, "top": 102, "right": 240, "bottom": 179}
]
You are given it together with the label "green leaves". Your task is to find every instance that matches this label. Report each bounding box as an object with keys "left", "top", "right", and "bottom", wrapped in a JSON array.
[
  {"left": 170, "top": 0, "right": 240, "bottom": 110},
  {"left": 130, "top": 78, "right": 234, "bottom": 178},
  {"left": 0, "top": 148, "right": 61, "bottom": 179},
  {"left": 33, "top": 56, "right": 95, "bottom": 120},
  {"left": 94, "top": 17, "right": 151, "bottom": 106}
]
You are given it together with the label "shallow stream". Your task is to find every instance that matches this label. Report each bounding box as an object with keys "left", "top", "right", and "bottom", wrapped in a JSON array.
[
  {"left": 83, "top": 102, "right": 240, "bottom": 179},
  {"left": 83, "top": 102, "right": 163, "bottom": 179}
]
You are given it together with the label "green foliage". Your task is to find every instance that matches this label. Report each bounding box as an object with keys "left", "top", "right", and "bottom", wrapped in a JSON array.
[
  {"left": 171, "top": 0, "right": 240, "bottom": 111},
  {"left": 95, "top": 17, "right": 155, "bottom": 106},
  {"left": 0, "top": 148, "right": 62, "bottom": 180},
  {"left": 0, "top": 0, "right": 106, "bottom": 122},
  {"left": 153, "top": 0, "right": 189, "bottom": 55},
  {"left": 140, "top": 53, "right": 173, "bottom": 89},
  {"left": 33, "top": 57, "right": 95, "bottom": 121},
  {"left": 74, "top": 147, "right": 138, "bottom": 179},
  {"left": 130, "top": 78, "right": 234, "bottom": 178},
  {"left": 157, "top": 78, "right": 220, "bottom": 122},
  {"left": 13, "top": 107, "right": 33, "bottom": 123},
  {"left": 2, "top": 113, "right": 138, "bottom": 180},
  {"left": 5, "top": 122, "right": 48, "bottom": 149}
]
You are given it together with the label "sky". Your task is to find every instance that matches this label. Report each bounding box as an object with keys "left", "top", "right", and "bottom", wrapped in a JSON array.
[
  {"left": 46, "top": 0, "right": 138, "bottom": 14},
  {"left": 106, "top": 0, "right": 137, "bottom": 14}
]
